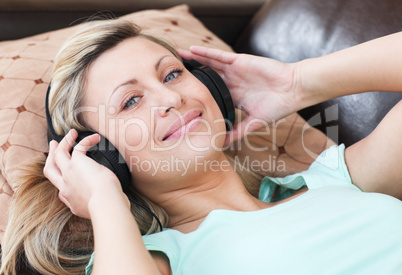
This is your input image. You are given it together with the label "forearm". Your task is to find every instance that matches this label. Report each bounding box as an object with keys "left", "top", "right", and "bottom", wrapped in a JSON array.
[
  {"left": 296, "top": 31, "right": 402, "bottom": 109},
  {"left": 89, "top": 190, "right": 160, "bottom": 275}
]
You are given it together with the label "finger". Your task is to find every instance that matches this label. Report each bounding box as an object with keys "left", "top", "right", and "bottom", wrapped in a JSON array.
[
  {"left": 56, "top": 129, "right": 78, "bottom": 158},
  {"left": 44, "top": 140, "right": 64, "bottom": 189},
  {"left": 53, "top": 129, "right": 79, "bottom": 172},
  {"left": 189, "top": 46, "right": 237, "bottom": 64},
  {"left": 184, "top": 53, "right": 226, "bottom": 71},
  {"left": 224, "top": 117, "right": 266, "bottom": 146},
  {"left": 180, "top": 46, "right": 237, "bottom": 72},
  {"left": 72, "top": 133, "right": 101, "bottom": 155},
  {"left": 177, "top": 48, "right": 194, "bottom": 60}
]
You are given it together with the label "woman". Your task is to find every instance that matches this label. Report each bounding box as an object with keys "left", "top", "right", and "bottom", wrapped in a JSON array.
[
  {"left": 0, "top": 19, "right": 261, "bottom": 275},
  {"left": 1, "top": 19, "right": 402, "bottom": 275}
]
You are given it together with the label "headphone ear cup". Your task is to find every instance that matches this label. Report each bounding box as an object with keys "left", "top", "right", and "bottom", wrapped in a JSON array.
[
  {"left": 76, "top": 131, "right": 132, "bottom": 194},
  {"left": 184, "top": 60, "right": 235, "bottom": 130}
]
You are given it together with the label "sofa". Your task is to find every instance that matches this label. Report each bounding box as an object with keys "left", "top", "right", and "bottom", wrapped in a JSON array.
[{"left": 1, "top": 0, "right": 401, "bottom": 273}]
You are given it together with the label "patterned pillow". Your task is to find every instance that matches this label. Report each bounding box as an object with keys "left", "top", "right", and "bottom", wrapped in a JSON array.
[{"left": 0, "top": 4, "right": 334, "bottom": 243}]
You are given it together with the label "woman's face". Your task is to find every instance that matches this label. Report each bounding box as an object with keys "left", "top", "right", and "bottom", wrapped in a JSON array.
[{"left": 81, "top": 37, "right": 226, "bottom": 197}]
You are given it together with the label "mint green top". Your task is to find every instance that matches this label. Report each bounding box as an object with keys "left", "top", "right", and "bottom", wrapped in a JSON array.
[{"left": 86, "top": 144, "right": 402, "bottom": 274}]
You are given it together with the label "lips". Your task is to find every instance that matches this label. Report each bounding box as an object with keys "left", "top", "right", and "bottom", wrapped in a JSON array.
[{"left": 163, "top": 110, "right": 202, "bottom": 141}]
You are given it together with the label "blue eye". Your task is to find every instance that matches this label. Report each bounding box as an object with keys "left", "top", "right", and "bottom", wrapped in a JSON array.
[
  {"left": 164, "top": 69, "right": 182, "bottom": 83},
  {"left": 123, "top": 96, "right": 141, "bottom": 109}
]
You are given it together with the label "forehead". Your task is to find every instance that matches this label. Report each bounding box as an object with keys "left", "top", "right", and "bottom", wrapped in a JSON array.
[
  {"left": 89, "top": 36, "right": 174, "bottom": 72},
  {"left": 83, "top": 37, "right": 176, "bottom": 103}
]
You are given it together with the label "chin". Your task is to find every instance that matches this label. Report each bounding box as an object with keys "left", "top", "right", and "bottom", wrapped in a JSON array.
[{"left": 183, "top": 131, "right": 226, "bottom": 153}]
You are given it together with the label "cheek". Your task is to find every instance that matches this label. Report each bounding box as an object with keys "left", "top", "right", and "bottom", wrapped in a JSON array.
[
  {"left": 103, "top": 109, "right": 152, "bottom": 163},
  {"left": 200, "top": 84, "right": 224, "bottom": 119},
  {"left": 199, "top": 84, "right": 226, "bottom": 131},
  {"left": 117, "top": 121, "right": 150, "bottom": 150},
  {"left": 188, "top": 82, "right": 227, "bottom": 148}
]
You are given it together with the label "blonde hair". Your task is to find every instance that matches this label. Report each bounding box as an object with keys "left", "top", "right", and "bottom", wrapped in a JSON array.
[{"left": 1, "top": 19, "right": 262, "bottom": 274}]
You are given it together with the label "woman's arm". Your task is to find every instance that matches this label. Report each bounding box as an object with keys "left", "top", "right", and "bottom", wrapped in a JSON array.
[
  {"left": 295, "top": 32, "right": 402, "bottom": 199},
  {"left": 297, "top": 31, "right": 402, "bottom": 107},
  {"left": 44, "top": 130, "right": 165, "bottom": 275},
  {"left": 180, "top": 32, "right": 402, "bottom": 140},
  {"left": 89, "top": 190, "right": 161, "bottom": 275}
]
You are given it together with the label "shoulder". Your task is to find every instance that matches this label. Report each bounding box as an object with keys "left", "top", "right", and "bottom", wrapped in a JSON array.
[
  {"left": 85, "top": 251, "right": 172, "bottom": 275},
  {"left": 260, "top": 144, "right": 358, "bottom": 202},
  {"left": 142, "top": 230, "right": 179, "bottom": 274}
]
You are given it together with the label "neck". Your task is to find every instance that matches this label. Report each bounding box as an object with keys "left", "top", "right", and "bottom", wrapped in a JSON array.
[{"left": 156, "top": 154, "right": 268, "bottom": 233}]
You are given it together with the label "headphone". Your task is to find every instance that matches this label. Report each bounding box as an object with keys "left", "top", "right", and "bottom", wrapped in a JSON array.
[{"left": 45, "top": 59, "right": 235, "bottom": 232}]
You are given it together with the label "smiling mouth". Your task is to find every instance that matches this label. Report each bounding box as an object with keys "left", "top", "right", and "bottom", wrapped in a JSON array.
[{"left": 163, "top": 111, "right": 203, "bottom": 141}]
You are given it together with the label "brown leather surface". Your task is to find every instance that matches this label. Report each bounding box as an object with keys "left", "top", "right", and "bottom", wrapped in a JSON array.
[{"left": 235, "top": 0, "right": 402, "bottom": 146}]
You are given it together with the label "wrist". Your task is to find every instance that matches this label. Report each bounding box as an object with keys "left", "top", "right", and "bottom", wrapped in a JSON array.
[
  {"left": 88, "top": 185, "right": 130, "bottom": 220},
  {"left": 293, "top": 58, "right": 327, "bottom": 110}
]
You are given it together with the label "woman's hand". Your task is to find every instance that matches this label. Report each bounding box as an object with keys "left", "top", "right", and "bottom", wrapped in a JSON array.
[
  {"left": 179, "top": 46, "right": 301, "bottom": 144},
  {"left": 44, "top": 129, "right": 128, "bottom": 219},
  {"left": 45, "top": 130, "right": 163, "bottom": 274}
]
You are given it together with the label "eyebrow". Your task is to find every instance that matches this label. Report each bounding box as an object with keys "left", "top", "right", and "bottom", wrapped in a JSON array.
[{"left": 109, "top": 55, "right": 172, "bottom": 101}]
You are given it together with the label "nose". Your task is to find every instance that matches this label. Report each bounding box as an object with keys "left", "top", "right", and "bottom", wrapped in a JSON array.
[{"left": 157, "top": 87, "right": 185, "bottom": 117}]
